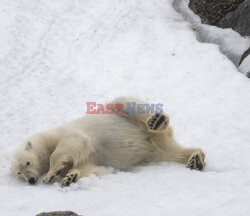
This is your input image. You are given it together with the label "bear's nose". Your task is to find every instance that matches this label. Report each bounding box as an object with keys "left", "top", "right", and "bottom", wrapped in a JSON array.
[{"left": 28, "top": 177, "right": 36, "bottom": 184}]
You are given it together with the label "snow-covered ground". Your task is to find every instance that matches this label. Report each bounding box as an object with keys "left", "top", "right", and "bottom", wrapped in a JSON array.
[{"left": 0, "top": 0, "right": 250, "bottom": 215}]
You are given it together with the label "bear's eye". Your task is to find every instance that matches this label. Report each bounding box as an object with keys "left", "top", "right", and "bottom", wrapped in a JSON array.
[
  {"left": 17, "top": 172, "right": 20, "bottom": 175},
  {"left": 26, "top": 162, "right": 30, "bottom": 166}
]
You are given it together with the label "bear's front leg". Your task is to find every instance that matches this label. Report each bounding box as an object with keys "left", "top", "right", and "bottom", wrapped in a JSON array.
[
  {"left": 43, "top": 155, "right": 72, "bottom": 184},
  {"left": 61, "top": 163, "right": 106, "bottom": 187},
  {"left": 61, "top": 169, "right": 80, "bottom": 187}
]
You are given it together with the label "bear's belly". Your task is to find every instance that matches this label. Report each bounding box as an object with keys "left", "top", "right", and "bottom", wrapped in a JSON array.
[{"left": 81, "top": 114, "right": 153, "bottom": 169}]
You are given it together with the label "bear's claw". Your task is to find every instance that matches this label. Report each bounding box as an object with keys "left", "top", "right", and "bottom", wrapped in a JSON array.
[
  {"left": 43, "top": 175, "right": 56, "bottom": 184},
  {"left": 147, "top": 113, "right": 169, "bottom": 132},
  {"left": 61, "top": 173, "right": 78, "bottom": 187},
  {"left": 187, "top": 150, "right": 205, "bottom": 171}
]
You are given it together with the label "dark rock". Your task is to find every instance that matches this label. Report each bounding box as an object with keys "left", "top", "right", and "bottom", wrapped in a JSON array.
[
  {"left": 239, "top": 46, "right": 250, "bottom": 66},
  {"left": 188, "top": 0, "right": 244, "bottom": 25},
  {"left": 238, "top": 47, "right": 250, "bottom": 77},
  {"left": 36, "top": 211, "right": 79, "bottom": 216},
  {"left": 219, "top": 0, "right": 250, "bottom": 36}
]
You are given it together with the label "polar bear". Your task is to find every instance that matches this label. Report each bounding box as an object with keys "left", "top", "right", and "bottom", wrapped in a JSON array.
[{"left": 12, "top": 97, "right": 205, "bottom": 187}]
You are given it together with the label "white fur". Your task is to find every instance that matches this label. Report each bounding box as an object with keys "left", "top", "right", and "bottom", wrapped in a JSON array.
[{"left": 12, "top": 97, "right": 205, "bottom": 186}]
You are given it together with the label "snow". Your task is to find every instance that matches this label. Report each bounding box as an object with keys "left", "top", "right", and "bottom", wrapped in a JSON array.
[{"left": 0, "top": 0, "right": 250, "bottom": 215}]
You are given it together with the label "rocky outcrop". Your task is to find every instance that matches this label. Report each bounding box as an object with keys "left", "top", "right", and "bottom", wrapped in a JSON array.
[
  {"left": 36, "top": 211, "right": 79, "bottom": 216},
  {"left": 239, "top": 47, "right": 250, "bottom": 78},
  {"left": 187, "top": 0, "right": 250, "bottom": 78},
  {"left": 188, "top": 0, "right": 250, "bottom": 36},
  {"left": 219, "top": 0, "right": 250, "bottom": 36},
  {"left": 239, "top": 47, "right": 250, "bottom": 66},
  {"left": 188, "top": 0, "right": 245, "bottom": 26}
]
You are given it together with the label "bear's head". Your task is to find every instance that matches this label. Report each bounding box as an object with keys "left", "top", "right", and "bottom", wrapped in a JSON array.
[{"left": 12, "top": 141, "right": 40, "bottom": 184}]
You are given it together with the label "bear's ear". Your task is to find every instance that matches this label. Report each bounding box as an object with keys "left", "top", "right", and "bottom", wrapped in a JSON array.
[{"left": 25, "top": 142, "right": 32, "bottom": 151}]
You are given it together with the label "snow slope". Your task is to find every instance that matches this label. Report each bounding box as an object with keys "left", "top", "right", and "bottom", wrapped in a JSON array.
[{"left": 0, "top": 0, "right": 250, "bottom": 215}]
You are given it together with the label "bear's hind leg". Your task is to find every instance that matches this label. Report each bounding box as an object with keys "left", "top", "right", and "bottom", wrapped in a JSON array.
[
  {"left": 113, "top": 98, "right": 170, "bottom": 133},
  {"left": 186, "top": 149, "right": 205, "bottom": 171},
  {"left": 146, "top": 113, "right": 169, "bottom": 133},
  {"left": 113, "top": 97, "right": 170, "bottom": 132},
  {"left": 154, "top": 141, "right": 206, "bottom": 171},
  {"left": 168, "top": 147, "right": 205, "bottom": 171}
]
